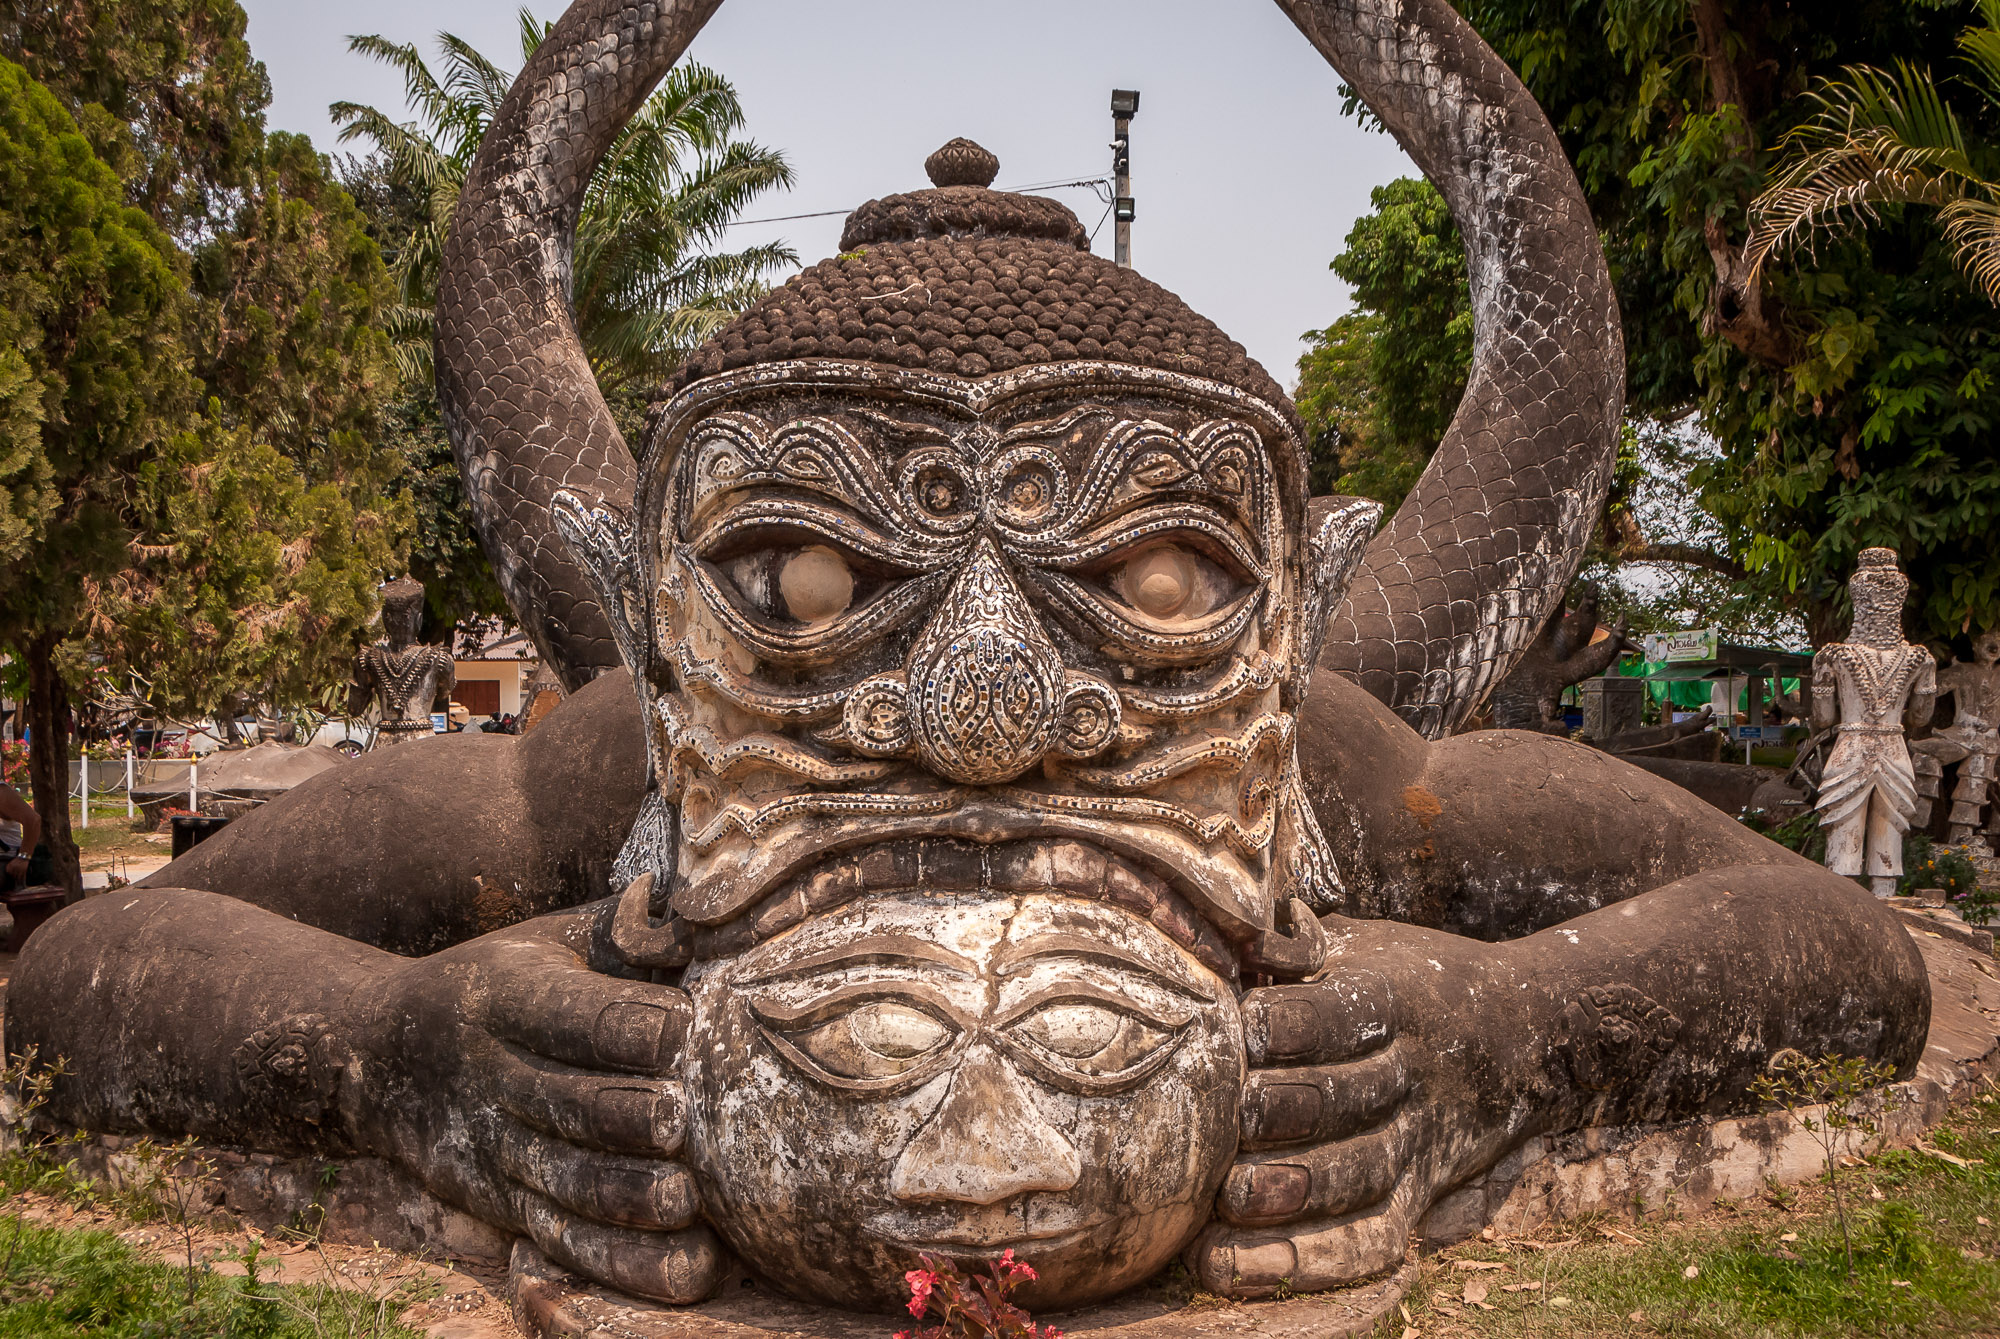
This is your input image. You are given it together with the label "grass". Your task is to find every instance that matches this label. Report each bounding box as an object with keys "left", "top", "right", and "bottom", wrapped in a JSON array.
[
  {"left": 1382, "top": 1088, "right": 2000, "bottom": 1338},
  {"left": 0, "top": 1051, "right": 432, "bottom": 1338},
  {"left": 0, "top": 1218, "right": 428, "bottom": 1338}
]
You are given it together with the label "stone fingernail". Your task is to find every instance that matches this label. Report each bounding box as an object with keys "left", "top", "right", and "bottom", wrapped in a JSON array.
[
  {"left": 592, "top": 1086, "right": 666, "bottom": 1149},
  {"left": 595, "top": 1001, "right": 670, "bottom": 1071},
  {"left": 1261, "top": 998, "right": 1320, "bottom": 1059},
  {"left": 1248, "top": 1082, "right": 1322, "bottom": 1144},
  {"left": 598, "top": 1166, "right": 692, "bottom": 1226},
  {"left": 1233, "top": 1238, "right": 1299, "bottom": 1285},
  {"left": 1230, "top": 1164, "right": 1310, "bottom": 1220},
  {"left": 612, "top": 1243, "right": 673, "bottom": 1293}
]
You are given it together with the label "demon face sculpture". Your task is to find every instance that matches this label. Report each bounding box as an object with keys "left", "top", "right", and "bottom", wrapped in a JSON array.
[{"left": 556, "top": 218, "right": 1378, "bottom": 1303}]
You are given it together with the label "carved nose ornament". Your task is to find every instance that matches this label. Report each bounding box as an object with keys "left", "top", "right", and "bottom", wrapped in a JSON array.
[{"left": 844, "top": 539, "right": 1120, "bottom": 784}]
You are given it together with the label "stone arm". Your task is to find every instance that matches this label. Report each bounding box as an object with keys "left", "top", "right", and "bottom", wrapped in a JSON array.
[
  {"left": 6, "top": 889, "right": 722, "bottom": 1304},
  {"left": 1907, "top": 654, "right": 1939, "bottom": 733},
  {"left": 133, "top": 672, "right": 646, "bottom": 956},
  {"left": 346, "top": 652, "right": 375, "bottom": 720},
  {"left": 1811, "top": 649, "right": 1840, "bottom": 734},
  {"left": 434, "top": 652, "right": 457, "bottom": 714},
  {"left": 1193, "top": 859, "right": 1927, "bottom": 1294}
]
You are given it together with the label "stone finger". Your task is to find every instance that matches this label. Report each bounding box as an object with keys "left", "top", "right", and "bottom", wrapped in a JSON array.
[
  {"left": 1193, "top": 1179, "right": 1419, "bottom": 1298},
  {"left": 1218, "top": 1115, "right": 1414, "bottom": 1227},
  {"left": 510, "top": 1182, "right": 723, "bottom": 1305},
  {"left": 484, "top": 955, "right": 691, "bottom": 1074},
  {"left": 490, "top": 1048, "right": 688, "bottom": 1156},
  {"left": 1240, "top": 972, "right": 1394, "bottom": 1067},
  {"left": 1240, "top": 1045, "right": 1409, "bottom": 1148},
  {"left": 493, "top": 1121, "right": 700, "bottom": 1232}
]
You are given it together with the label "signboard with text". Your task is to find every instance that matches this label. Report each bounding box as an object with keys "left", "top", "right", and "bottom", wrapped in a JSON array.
[{"left": 1643, "top": 629, "right": 1720, "bottom": 664}]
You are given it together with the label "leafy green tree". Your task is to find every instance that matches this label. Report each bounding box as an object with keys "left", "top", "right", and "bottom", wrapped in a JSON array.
[
  {"left": 83, "top": 132, "right": 411, "bottom": 721},
  {"left": 0, "top": 0, "right": 269, "bottom": 240},
  {"left": 0, "top": 58, "right": 186, "bottom": 892},
  {"left": 1458, "top": 0, "right": 2000, "bottom": 648},
  {"left": 332, "top": 7, "right": 797, "bottom": 390},
  {"left": 1295, "top": 178, "right": 1471, "bottom": 512}
]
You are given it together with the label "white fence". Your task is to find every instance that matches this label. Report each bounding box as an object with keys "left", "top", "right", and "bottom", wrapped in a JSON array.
[{"left": 64, "top": 756, "right": 207, "bottom": 825}]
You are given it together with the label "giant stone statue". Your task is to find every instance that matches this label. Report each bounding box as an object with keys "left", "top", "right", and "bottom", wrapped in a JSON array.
[{"left": 7, "top": 0, "right": 1929, "bottom": 1320}]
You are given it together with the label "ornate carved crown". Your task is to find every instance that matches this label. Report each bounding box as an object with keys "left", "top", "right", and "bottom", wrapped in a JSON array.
[{"left": 671, "top": 141, "right": 1296, "bottom": 431}]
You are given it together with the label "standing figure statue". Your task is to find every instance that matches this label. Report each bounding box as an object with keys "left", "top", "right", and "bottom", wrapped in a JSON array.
[
  {"left": 1915, "top": 628, "right": 2000, "bottom": 854},
  {"left": 350, "top": 579, "right": 455, "bottom": 749},
  {"left": 1812, "top": 549, "right": 1937, "bottom": 897}
]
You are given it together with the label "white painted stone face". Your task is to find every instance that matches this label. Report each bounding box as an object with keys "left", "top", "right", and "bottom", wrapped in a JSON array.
[{"left": 683, "top": 891, "right": 1246, "bottom": 1310}]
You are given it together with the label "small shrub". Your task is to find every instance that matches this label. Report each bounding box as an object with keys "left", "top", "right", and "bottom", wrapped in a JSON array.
[{"left": 1899, "top": 834, "right": 1982, "bottom": 906}]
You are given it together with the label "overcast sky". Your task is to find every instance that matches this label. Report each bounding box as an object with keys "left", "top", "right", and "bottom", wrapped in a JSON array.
[{"left": 237, "top": 0, "right": 1418, "bottom": 390}]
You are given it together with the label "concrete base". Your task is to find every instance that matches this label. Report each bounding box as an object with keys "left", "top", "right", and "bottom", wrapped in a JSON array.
[
  {"left": 23, "top": 924, "right": 1999, "bottom": 1338},
  {"left": 508, "top": 1242, "right": 1415, "bottom": 1339}
]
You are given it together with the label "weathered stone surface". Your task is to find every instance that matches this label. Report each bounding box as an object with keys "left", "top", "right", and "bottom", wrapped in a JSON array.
[
  {"left": 1812, "top": 550, "right": 1936, "bottom": 893},
  {"left": 0, "top": 0, "right": 1935, "bottom": 1328}
]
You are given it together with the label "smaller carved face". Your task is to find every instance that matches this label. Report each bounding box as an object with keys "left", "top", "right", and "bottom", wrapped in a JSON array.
[
  {"left": 683, "top": 891, "right": 1244, "bottom": 1311},
  {"left": 1974, "top": 631, "right": 2000, "bottom": 667}
]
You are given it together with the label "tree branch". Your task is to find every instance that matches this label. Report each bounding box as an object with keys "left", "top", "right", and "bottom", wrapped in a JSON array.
[{"left": 1628, "top": 542, "right": 1749, "bottom": 581}]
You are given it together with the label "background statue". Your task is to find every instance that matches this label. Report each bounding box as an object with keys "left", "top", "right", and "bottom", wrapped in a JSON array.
[
  {"left": 1915, "top": 627, "right": 2000, "bottom": 854},
  {"left": 1488, "top": 584, "right": 1631, "bottom": 733},
  {"left": 349, "top": 578, "right": 454, "bottom": 748},
  {"left": 1812, "top": 549, "right": 1937, "bottom": 897},
  {"left": 7, "top": 0, "right": 1928, "bottom": 1318}
]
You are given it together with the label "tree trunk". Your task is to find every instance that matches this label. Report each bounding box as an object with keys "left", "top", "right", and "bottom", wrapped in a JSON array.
[{"left": 23, "top": 632, "right": 81, "bottom": 898}]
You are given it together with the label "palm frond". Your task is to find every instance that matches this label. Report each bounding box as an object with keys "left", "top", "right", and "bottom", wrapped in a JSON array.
[
  {"left": 1745, "top": 60, "right": 1982, "bottom": 275},
  {"left": 1959, "top": 0, "right": 2000, "bottom": 110},
  {"left": 518, "top": 7, "right": 553, "bottom": 62},
  {"left": 1941, "top": 194, "right": 2000, "bottom": 304}
]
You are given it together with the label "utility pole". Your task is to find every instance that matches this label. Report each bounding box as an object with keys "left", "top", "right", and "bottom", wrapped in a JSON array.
[{"left": 1111, "top": 89, "right": 1140, "bottom": 267}]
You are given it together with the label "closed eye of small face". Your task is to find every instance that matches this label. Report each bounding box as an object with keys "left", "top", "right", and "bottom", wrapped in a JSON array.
[
  {"left": 1005, "top": 999, "right": 1178, "bottom": 1083},
  {"left": 777, "top": 1000, "right": 957, "bottom": 1082}
]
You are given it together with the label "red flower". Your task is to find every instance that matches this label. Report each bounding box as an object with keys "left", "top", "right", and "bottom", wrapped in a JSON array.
[
  {"left": 905, "top": 1267, "right": 938, "bottom": 1318},
  {"left": 996, "top": 1249, "right": 1038, "bottom": 1283}
]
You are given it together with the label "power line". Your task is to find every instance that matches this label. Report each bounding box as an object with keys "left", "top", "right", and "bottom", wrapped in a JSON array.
[{"left": 723, "top": 173, "right": 1114, "bottom": 230}]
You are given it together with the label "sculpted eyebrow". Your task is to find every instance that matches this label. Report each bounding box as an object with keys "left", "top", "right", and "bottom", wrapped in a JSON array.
[
  {"left": 994, "top": 932, "right": 1215, "bottom": 1002},
  {"left": 737, "top": 934, "right": 977, "bottom": 985}
]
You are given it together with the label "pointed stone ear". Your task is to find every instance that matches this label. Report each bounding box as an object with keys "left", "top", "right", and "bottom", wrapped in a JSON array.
[
  {"left": 551, "top": 489, "right": 646, "bottom": 678},
  {"left": 1296, "top": 498, "right": 1385, "bottom": 698}
]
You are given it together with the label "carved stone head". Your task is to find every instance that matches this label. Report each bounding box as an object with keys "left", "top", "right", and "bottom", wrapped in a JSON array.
[
  {"left": 379, "top": 578, "right": 426, "bottom": 648},
  {"left": 1847, "top": 548, "right": 1911, "bottom": 648},
  {"left": 1972, "top": 628, "right": 2000, "bottom": 668},
  {"left": 560, "top": 144, "right": 1379, "bottom": 1311}
]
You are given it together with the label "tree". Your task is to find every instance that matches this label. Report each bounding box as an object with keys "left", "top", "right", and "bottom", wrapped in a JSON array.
[
  {"left": 1749, "top": 0, "right": 2000, "bottom": 306},
  {"left": 0, "top": 0, "right": 269, "bottom": 240},
  {"left": 1456, "top": 0, "right": 2000, "bottom": 649},
  {"left": 333, "top": 8, "right": 798, "bottom": 637},
  {"left": 0, "top": 57, "right": 186, "bottom": 893},
  {"left": 332, "top": 7, "right": 797, "bottom": 391},
  {"left": 81, "top": 133, "right": 411, "bottom": 721},
  {"left": 1295, "top": 178, "right": 1472, "bottom": 512}
]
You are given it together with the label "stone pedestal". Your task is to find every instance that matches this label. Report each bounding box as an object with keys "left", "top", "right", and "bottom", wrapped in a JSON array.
[{"left": 1580, "top": 676, "right": 1646, "bottom": 741}]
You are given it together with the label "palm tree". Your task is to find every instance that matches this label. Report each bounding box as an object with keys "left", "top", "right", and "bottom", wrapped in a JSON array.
[
  {"left": 333, "top": 8, "right": 796, "bottom": 390},
  {"left": 1746, "top": 0, "right": 2000, "bottom": 305}
]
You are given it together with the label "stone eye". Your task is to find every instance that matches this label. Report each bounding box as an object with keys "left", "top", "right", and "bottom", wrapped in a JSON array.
[
  {"left": 778, "top": 545, "right": 854, "bottom": 624},
  {"left": 785, "top": 1001, "right": 956, "bottom": 1081},
  {"left": 718, "top": 542, "right": 856, "bottom": 626},
  {"left": 1009, "top": 1000, "right": 1174, "bottom": 1079},
  {"left": 1122, "top": 547, "right": 1197, "bottom": 619}
]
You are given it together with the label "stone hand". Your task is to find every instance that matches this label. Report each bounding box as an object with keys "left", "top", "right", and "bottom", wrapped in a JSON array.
[
  {"left": 1193, "top": 928, "right": 1546, "bottom": 1297},
  {"left": 350, "top": 919, "right": 722, "bottom": 1303}
]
